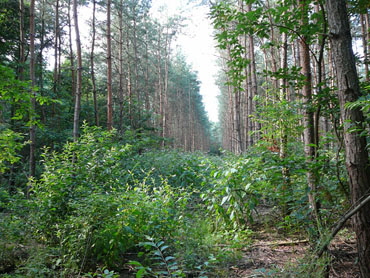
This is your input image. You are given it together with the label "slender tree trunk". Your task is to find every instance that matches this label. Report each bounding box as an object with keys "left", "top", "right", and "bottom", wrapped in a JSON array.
[
  {"left": 156, "top": 30, "right": 163, "bottom": 141},
  {"left": 118, "top": 0, "right": 124, "bottom": 132},
  {"left": 248, "top": 8, "right": 259, "bottom": 143},
  {"left": 266, "top": 0, "right": 279, "bottom": 92},
  {"left": 144, "top": 32, "right": 150, "bottom": 119},
  {"left": 29, "top": 0, "right": 36, "bottom": 190},
  {"left": 36, "top": 0, "right": 47, "bottom": 124},
  {"left": 280, "top": 31, "right": 291, "bottom": 215},
  {"left": 326, "top": 0, "right": 370, "bottom": 276},
  {"left": 313, "top": 3, "right": 327, "bottom": 154},
  {"left": 299, "top": 0, "right": 319, "bottom": 225},
  {"left": 68, "top": 0, "right": 76, "bottom": 98},
  {"left": 73, "top": 0, "right": 82, "bottom": 141},
  {"left": 90, "top": 0, "right": 99, "bottom": 126},
  {"left": 132, "top": 9, "right": 140, "bottom": 123},
  {"left": 360, "top": 13, "right": 369, "bottom": 81},
  {"left": 106, "top": 0, "right": 113, "bottom": 130},
  {"left": 126, "top": 24, "right": 133, "bottom": 127},
  {"left": 19, "top": 0, "right": 25, "bottom": 80},
  {"left": 162, "top": 28, "right": 171, "bottom": 145},
  {"left": 38, "top": 0, "right": 46, "bottom": 123},
  {"left": 234, "top": 90, "right": 242, "bottom": 154},
  {"left": 53, "top": 0, "right": 60, "bottom": 101}
]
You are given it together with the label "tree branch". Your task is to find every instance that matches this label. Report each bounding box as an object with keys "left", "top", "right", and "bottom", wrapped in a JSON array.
[{"left": 316, "top": 193, "right": 370, "bottom": 257}]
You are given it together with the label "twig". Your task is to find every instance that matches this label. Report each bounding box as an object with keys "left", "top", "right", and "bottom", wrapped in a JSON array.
[
  {"left": 316, "top": 194, "right": 370, "bottom": 257},
  {"left": 253, "top": 240, "right": 309, "bottom": 247}
]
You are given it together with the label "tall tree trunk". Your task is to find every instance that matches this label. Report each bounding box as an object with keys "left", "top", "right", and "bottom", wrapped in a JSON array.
[
  {"left": 118, "top": 0, "right": 124, "bottom": 131},
  {"left": 313, "top": 3, "right": 327, "bottom": 154},
  {"left": 247, "top": 4, "right": 259, "bottom": 143},
  {"left": 18, "top": 0, "right": 25, "bottom": 80},
  {"left": 234, "top": 90, "right": 242, "bottom": 154},
  {"left": 360, "top": 13, "right": 369, "bottom": 81},
  {"left": 90, "top": 0, "right": 99, "bottom": 126},
  {"left": 73, "top": 0, "right": 82, "bottom": 141},
  {"left": 126, "top": 24, "right": 133, "bottom": 127},
  {"left": 29, "top": 0, "right": 36, "bottom": 190},
  {"left": 106, "top": 0, "right": 113, "bottom": 130},
  {"left": 53, "top": 0, "right": 60, "bottom": 101},
  {"left": 326, "top": 0, "right": 370, "bottom": 276},
  {"left": 156, "top": 30, "right": 163, "bottom": 141},
  {"left": 279, "top": 31, "right": 291, "bottom": 215},
  {"left": 68, "top": 0, "right": 76, "bottom": 98},
  {"left": 132, "top": 7, "right": 140, "bottom": 123},
  {"left": 144, "top": 26, "right": 150, "bottom": 122},
  {"left": 162, "top": 27, "right": 171, "bottom": 145},
  {"left": 299, "top": 0, "right": 319, "bottom": 225},
  {"left": 38, "top": 0, "right": 46, "bottom": 123}
]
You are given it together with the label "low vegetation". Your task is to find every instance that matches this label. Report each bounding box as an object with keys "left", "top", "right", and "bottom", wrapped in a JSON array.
[{"left": 0, "top": 125, "right": 352, "bottom": 277}]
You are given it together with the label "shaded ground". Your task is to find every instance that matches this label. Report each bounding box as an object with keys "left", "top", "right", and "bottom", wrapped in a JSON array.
[
  {"left": 228, "top": 233, "right": 359, "bottom": 277},
  {"left": 227, "top": 207, "right": 360, "bottom": 277}
]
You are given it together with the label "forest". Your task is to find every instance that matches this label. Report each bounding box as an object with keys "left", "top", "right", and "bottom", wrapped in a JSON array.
[{"left": 0, "top": 0, "right": 370, "bottom": 277}]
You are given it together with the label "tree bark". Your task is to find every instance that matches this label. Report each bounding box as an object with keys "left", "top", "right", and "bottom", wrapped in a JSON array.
[
  {"left": 360, "top": 13, "right": 369, "bottom": 81},
  {"left": 29, "top": 0, "right": 36, "bottom": 184},
  {"left": 118, "top": 0, "right": 124, "bottom": 132},
  {"left": 126, "top": 24, "right": 133, "bottom": 127},
  {"left": 38, "top": 0, "right": 46, "bottom": 124},
  {"left": 299, "top": 0, "right": 319, "bottom": 225},
  {"left": 248, "top": 5, "right": 259, "bottom": 144},
  {"left": 326, "top": 0, "right": 370, "bottom": 276},
  {"left": 73, "top": 0, "right": 82, "bottom": 141},
  {"left": 280, "top": 30, "right": 291, "bottom": 216},
  {"left": 68, "top": 0, "right": 76, "bottom": 98},
  {"left": 90, "top": 0, "right": 99, "bottom": 126},
  {"left": 106, "top": 0, "right": 113, "bottom": 130},
  {"left": 53, "top": 0, "right": 60, "bottom": 101},
  {"left": 18, "top": 0, "right": 25, "bottom": 80}
]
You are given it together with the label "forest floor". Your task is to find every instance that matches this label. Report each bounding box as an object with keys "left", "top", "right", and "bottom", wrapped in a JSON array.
[
  {"left": 228, "top": 229, "right": 359, "bottom": 277},
  {"left": 227, "top": 206, "right": 360, "bottom": 278}
]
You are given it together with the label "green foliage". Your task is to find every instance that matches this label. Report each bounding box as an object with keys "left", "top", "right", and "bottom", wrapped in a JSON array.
[
  {"left": 1, "top": 120, "right": 350, "bottom": 276},
  {"left": 52, "top": 183, "right": 188, "bottom": 271},
  {"left": 0, "top": 128, "right": 25, "bottom": 174},
  {"left": 1, "top": 0, "right": 364, "bottom": 275},
  {"left": 13, "top": 247, "right": 61, "bottom": 278},
  {"left": 129, "top": 236, "right": 185, "bottom": 278},
  {"left": 345, "top": 88, "right": 370, "bottom": 113},
  {"left": 125, "top": 150, "right": 214, "bottom": 189},
  {"left": 0, "top": 65, "right": 55, "bottom": 126},
  {"left": 1, "top": 121, "right": 350, "bottom": 277},
  {"left": 0, "top": 65, "right": 31, "bottom": 121},
  {"left": 201, "top": 139, "right": 347, "bottom": 235},
  {"left": 0, "top": 0, "right": 25, "bottom": 62},
  {"left": 202, "top": 156, "right": 261, "bottom": 229},
  {"left": 27, "top": 125, "right": 208, "bottom": 274},
  {"left": 84, "top": 267, "right": 120, "bottom": 278}
]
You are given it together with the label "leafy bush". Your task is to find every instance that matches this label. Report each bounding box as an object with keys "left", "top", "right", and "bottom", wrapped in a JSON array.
[
  {"left": 29, "top": 125, "right": 196, "bottom": 274},
  {"left": 123, "top": 150, "right": 217, "bottom": 190}
]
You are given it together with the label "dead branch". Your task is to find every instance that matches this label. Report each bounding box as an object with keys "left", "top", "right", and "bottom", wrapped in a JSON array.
[{"left": 316, "top": 194, "right": 370, "bottom": 257}]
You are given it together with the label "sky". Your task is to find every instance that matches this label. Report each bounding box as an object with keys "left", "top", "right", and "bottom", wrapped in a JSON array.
[{"left": 150, "top": 0, "right": 220, "bottom": 122}]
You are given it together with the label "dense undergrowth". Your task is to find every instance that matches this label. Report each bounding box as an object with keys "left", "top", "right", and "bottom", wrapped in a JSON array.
[{"left": 0, "top": 125, "right": 349, "bottom": 277}]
